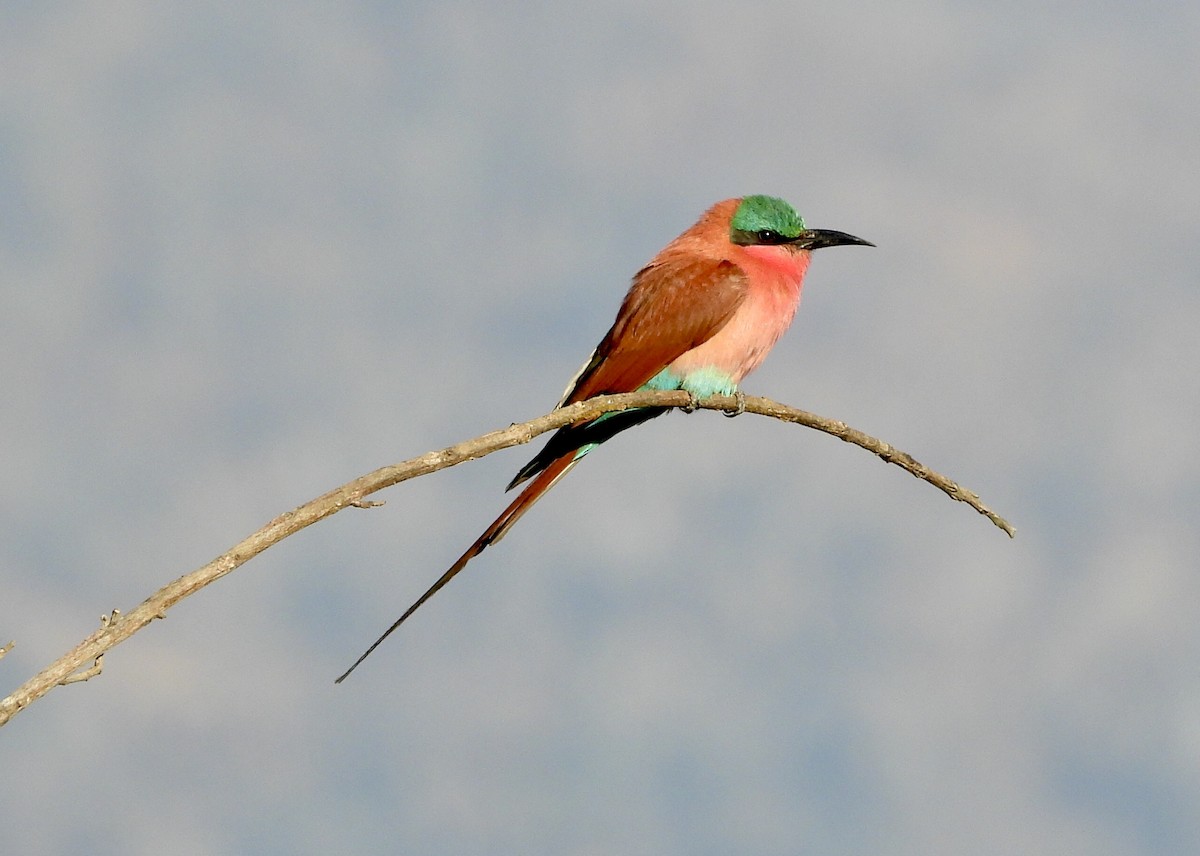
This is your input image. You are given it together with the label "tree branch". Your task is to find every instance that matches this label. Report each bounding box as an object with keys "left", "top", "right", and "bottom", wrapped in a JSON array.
[{"left": 0, "top": 391, "right": 1012, "bottom": 728}]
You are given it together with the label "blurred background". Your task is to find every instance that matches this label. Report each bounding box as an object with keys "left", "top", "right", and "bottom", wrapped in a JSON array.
[{"left": 2, "top": 2, "right": 1198, "bottom": 854}]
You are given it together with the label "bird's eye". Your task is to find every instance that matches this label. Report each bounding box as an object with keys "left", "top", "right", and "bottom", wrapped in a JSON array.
[{"left": 756, "top": 229, "right": 781, "bottom": 244}]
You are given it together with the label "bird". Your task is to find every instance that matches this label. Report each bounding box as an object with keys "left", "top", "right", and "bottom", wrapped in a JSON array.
[{"left": 335, "top": 195, "right": 872, "bottom": 682}]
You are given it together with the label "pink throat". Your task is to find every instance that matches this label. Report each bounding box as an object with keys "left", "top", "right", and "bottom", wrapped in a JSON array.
[{"left": 739, "top": 243, "right": 812, "bottom": 281}]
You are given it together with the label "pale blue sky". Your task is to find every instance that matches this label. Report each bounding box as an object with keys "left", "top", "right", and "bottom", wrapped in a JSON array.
[{"left": 3, "top": 2, "right": 1199, "bottom": 854}]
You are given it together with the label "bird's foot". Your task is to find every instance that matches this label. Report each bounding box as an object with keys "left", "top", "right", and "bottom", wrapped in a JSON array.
[
  {"left": 722, "top": 391, "right": 746, "bottom": 418},
  {"left": 681, "top": 391, "right": 701, "bottom": 413}
]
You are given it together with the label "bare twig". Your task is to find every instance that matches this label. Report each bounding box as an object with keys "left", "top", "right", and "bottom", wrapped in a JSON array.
[
  {"left": 57, "top": 612, "right": 120, "bottom": 686},
  {"left": 0, "top": 391, "right": 1011, "bottom": 728},
  {"left": 58, "top": 658, "right": 103, "bottom": 685}
]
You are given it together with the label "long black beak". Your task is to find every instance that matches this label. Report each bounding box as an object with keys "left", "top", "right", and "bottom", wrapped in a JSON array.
[{"left": 792, "top": 229, "right": 874, "bottom": 250}]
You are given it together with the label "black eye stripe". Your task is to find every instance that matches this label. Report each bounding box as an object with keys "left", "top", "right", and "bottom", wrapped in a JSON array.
[{"left": 730, "top": 227, "right": 796, "bottom": 246}]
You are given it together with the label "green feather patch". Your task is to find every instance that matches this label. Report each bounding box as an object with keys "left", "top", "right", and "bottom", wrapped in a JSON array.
[{"left": 730, "top": 195, "right": 806, "bottom": 245}]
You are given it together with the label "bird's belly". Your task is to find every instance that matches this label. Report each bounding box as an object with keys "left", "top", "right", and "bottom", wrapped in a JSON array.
[{"left": 667, "top": 288, "right": 797, "bottom": 390}]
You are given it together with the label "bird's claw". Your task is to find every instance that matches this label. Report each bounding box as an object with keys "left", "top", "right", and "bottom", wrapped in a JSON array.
[
  {"left": 723, "top": 391, "right": 746, "bottom": 418},
  {"left": 681, "top": 391, "right": 701, "bottom": 413}
]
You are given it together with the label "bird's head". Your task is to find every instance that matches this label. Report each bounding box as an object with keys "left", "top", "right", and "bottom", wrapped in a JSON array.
[{"left": 730, "top": 195, "right": 873, "bottom": 251}]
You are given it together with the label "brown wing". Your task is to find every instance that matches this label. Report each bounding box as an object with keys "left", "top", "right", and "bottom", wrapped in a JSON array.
[
  {"left": 507, "top": 256, "right": 748, "bottom": 492},
  {"left": 562, "top": 256, "right": 748, "bottom": 404}
]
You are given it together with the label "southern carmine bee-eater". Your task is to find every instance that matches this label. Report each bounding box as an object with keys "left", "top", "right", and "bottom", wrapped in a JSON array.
[{"left": 336, "top": 195, "right": 872, "bottom": 682}]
